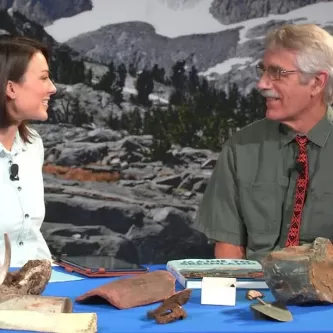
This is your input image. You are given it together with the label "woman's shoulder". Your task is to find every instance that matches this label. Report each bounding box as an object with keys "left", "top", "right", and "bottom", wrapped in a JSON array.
[
  {"left": 25, "top": 127, "right": 44, "bottom": 152},
  {"left": 27, "top": 127, "right": 43, "bottom": 143}
]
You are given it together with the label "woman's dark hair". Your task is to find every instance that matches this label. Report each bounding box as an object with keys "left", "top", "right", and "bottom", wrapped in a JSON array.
[{"left": 0, "top": 35, "right": 49, "bottom": 143}]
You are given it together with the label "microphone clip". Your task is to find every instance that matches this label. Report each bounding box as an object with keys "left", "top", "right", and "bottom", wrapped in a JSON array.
[{"left": 9, "top": 163, "right": 19, "bottom": 181}]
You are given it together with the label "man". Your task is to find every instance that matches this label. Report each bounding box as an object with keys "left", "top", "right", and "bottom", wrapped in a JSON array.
[{"left": 193, "top": 24, "right": 333, "bottom": 262}]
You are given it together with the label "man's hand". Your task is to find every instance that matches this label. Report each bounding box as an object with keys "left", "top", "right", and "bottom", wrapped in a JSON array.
[{"left": 214, "top": 242, "right": 246, "bottom": 259}]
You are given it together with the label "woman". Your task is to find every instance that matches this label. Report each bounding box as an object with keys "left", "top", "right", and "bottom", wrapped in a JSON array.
[{"left": 0, "top": 35, "right": 57, "bottom": 266}]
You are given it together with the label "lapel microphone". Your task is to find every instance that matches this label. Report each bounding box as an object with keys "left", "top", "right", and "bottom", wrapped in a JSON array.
[{"left": 9, "top": 163, "right": 19, "bottom": 181}]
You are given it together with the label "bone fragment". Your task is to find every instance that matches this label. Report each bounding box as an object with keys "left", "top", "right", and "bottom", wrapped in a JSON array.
[{"left": 0, "top": 310, "right": 97, "bottom": 333}]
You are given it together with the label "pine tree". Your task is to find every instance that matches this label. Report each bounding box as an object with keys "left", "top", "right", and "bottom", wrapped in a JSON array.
[
  {"left": 169, "top": 60, "right": 187, "bottom": 105},
  {"left": 85, "top": 68, "right": 93, "bottom": 86},
  {"left": 152, "top": 64, "right": 165, "bottom": 83},
  {"left": 95, "top": 62, "right": 116, "bottom": 94},
  {"left": 188, "top": 66, "right": 200, "bottom": 94},
  {"left": 135, "top": 69, "right": 154, "bottom": 106}
]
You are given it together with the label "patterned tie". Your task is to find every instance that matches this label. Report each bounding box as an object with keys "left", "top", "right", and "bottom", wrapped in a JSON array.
[{"left": 285, "top": 135, "right": 309, "bottom": 247}]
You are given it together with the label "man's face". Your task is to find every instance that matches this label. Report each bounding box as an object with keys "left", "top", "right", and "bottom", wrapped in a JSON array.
[
  {"left": 256, "top": 48, "right": 314, "bottom": 124},
  {"left": 6, "top": 51, "right": 57, "bottom": 122}
]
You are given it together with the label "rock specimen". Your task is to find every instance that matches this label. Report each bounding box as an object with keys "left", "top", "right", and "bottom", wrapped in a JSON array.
[
  {"left": 76, "top": 270, "right": 176, "bottom": 309},
  {"left": 261, "top": 237, "right": 333, "bottom": 304}
]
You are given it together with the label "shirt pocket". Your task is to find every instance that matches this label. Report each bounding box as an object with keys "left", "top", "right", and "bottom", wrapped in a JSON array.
[
  {"left": 305, "top": 182, "right": 333, "bottom": 239},
  {"left": 239, "top": 180, "right": 286, "bottom": 234}
]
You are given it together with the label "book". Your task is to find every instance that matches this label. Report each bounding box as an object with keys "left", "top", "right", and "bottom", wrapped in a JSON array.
[{"left": 166, "top": 259, "right": 268, "bottom": 289}]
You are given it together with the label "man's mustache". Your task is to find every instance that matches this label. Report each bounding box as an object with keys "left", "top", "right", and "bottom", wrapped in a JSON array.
[{"left": 260, "top": 90, "right": 280, "bottom": 99}]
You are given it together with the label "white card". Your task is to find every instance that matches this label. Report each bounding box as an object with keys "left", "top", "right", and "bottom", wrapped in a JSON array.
[{"left": 201, "top": 277, "right": 236, "bottom": 306}]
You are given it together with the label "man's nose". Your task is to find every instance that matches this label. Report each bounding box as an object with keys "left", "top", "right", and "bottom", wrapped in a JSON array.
[{"left": 257, "top": 73, "right": 272, "bottom": 90}]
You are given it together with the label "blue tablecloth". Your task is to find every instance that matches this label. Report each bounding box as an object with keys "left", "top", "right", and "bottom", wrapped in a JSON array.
[{"left": 3, "top": 264, "right": 333, "bottom": 333}]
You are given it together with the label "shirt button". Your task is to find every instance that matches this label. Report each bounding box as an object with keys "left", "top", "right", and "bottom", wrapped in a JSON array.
[
  {"left": 19, "top": 241, "right": 23, "bottom": 246},
  {"left": 17, "top": 186, "right": 22, "bottom": 191},
  {"left": 24, "top": 214, "right": 29, "bottom": 219},
  {"left": 8, "top": 160, "right": 12, "bottom": 165}
]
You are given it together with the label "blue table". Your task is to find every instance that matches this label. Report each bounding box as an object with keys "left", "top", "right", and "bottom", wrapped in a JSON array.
[{"left": 3, "top": 264, "right": 333, "bottom": 333}]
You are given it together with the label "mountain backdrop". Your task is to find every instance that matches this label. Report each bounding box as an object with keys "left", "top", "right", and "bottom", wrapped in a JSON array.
[{"left": 1, "top": 0, "right": 332, "bottom": 264}]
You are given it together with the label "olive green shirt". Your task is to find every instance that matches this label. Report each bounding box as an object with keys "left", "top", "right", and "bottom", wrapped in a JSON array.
[{"left": 194, "top": 105, "right": 333, "bottom": 261}]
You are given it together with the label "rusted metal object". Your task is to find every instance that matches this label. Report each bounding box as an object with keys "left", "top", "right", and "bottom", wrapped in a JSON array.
[
  {"left": 261, "top": 237, "right": 333, "bottom": 304},
  {"left": 147, "top": 289, "right": 192, "bottom": 324}
]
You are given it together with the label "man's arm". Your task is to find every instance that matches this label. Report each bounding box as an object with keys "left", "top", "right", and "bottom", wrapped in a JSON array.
[
  {"left": 193, "top": 140, "right": 247, "bottom": 259},
  {"left": 214, "top": 242, "right": 245, "bottom": 259}
]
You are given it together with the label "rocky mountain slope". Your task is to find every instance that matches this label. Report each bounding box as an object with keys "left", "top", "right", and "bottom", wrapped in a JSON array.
[
  {"left": 0, "top": 0, "right": 93, "bottom": 26},
  {"left": 61, "top": 0, "right": 333, "bottom": 94},
  {"left": 209, "top": 0, "right": 331, "bottom": 24},
  {"left": 66, "top": 21, "right": 241, "bottom": 75}
]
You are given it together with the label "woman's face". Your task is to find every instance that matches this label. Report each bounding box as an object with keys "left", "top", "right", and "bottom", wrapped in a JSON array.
[{"left": 6, "top": 51, "right": 57, "bottom": 123}]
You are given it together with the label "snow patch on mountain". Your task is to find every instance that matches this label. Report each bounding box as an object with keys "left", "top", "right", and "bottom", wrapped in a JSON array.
[{"left": 46, "top": 1, "right": 333, "bottom": 45}]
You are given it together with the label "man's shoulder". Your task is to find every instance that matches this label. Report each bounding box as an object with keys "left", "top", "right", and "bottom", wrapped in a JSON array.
[{"left": 229, "top": 118, "right": 278, "bottom": 145}]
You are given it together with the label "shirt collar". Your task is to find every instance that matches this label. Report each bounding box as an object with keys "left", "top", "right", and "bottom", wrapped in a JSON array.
[
  {"left": 0, "top": 130, "right": 28, "bottom": 156},
  {"left": 280, "top": 104, "right": 333, "bottom": 148}
]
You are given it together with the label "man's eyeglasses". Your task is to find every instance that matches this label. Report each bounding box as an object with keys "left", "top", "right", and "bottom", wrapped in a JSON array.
[{"left": 255, "top": 64, "right": 299, "bottom": 81}]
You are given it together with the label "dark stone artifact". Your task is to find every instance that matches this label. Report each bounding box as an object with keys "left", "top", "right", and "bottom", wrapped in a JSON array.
[
  {"left": 147, "top": 289, "right": 192, "bottom": 324},
  {"left": 76, "top": 270, "right": 176, "bottom": 309},
  {"left": 261, "top": 237, "right": 333, "bottom": 304}
]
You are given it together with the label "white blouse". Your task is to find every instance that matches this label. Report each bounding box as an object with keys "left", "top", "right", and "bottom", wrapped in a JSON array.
[{"left": 0, "top": 128, "right": 52, "bottom": 267}]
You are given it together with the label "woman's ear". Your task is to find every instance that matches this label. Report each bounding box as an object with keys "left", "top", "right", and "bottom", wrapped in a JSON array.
[{"left": 6, "top": 81, "right": 16, "bottom": 100}]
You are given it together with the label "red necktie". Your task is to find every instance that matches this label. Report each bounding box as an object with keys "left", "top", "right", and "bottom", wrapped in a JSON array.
[{"left": 285, "top": 135, "right": 309, "bottom": 247}]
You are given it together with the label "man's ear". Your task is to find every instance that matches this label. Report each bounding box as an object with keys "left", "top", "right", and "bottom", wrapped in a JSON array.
[
  {"left": 311, "top": 71, "right": 329, "bottom": 97},
  {"left": 6, "top": 80, "right": 16, "bottom": 100}
]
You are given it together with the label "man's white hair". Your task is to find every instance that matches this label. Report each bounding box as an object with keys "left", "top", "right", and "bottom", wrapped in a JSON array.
[{"left": 265, "top": 23, "right": 333, "bottom": 104}]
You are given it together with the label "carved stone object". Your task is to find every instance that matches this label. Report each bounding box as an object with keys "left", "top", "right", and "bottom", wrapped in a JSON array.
[
  {"left": 261, "top": 237, "right": 333, "bottom": 304},
  {"left": 76, "top": 270, "right": 176, "bottom": 309},
  {"left": 147, "top": 289, "right": 192, "bottom": 324}
]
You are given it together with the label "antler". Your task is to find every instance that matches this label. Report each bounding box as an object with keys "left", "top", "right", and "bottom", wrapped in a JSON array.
[{"left": 0, "top": 233, "right": 11, "bottom": 285}]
